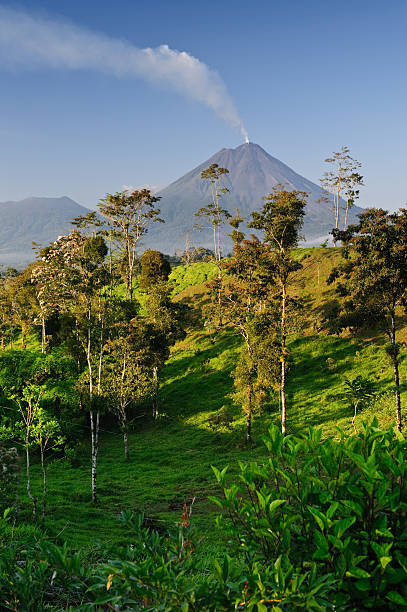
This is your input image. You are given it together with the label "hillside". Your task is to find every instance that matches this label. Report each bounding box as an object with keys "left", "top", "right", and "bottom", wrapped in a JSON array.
[
  {"left": 148, "top": 143, "right": 364, "bottom": 253},
  {"left": 19, "top": 248, "right": 405, "bottom": 548},
  {"left": 0, "top": 196, "right": 91, "bottom": 268}
]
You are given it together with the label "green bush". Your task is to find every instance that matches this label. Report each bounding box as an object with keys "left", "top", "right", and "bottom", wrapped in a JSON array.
[
  {"left": 211, "top": 419, "right": 407, "bottom": 609},
  {"left": 1, "top": 420, "right": 407, "bottom": 610}
]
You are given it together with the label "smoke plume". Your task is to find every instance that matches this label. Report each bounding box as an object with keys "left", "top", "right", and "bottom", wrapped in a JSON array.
[{"left": 0, "top": 6, "right": 248, "bottom": 141}]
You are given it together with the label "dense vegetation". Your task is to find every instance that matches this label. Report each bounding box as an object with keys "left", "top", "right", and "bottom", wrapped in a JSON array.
[{"left": 1, "top": 159, "right": 407, "bottom": 610}]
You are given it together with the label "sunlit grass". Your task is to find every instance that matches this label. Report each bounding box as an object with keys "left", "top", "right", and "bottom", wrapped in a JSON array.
[{"left": 17, "top": 248, "right": 407, "bottom": 549}]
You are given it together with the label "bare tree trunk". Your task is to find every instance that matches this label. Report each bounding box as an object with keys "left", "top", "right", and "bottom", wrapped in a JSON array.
[
  {"left": 333, "top": 190, "right": 339, "bottom": 247},
  {"left": 90, "top": 409, "right": 99, "bottom": 503},
  {"left": 41, "top": 316, "right": 46, "bottom": 354},
  {"left": 25, "top": 439, "right": 36, "bottom": 520},
  {"left": 351, "top": 401, "right": 358, "bottom": 433},
  {"left": 152, "top": 366, "right": 159, "bottom": 419},
  {"left": 281, "top": 283, "right": 287, "bottom": 434},
  {"left": 87, "top": 306, "right": 99, "bottom": 503},
  {"left": 246, "top": 384, "right": 252, "bottom": 443},
  {"left": 123, "top": 427, "right": 129, "bottom": 461},
  {"left": 391, "top": 313, "right": 402, "bottom": 431},
  {"left": 344, "top": 200, "right": 349, "bottom": 231},
  {"left": 41, "top": 446, "right": 46, "bottom": 519}
]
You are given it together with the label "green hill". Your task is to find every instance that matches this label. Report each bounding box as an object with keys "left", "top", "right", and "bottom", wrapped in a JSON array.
[{"left": 15, "top": 248, "right": 407, "bottom": 548}]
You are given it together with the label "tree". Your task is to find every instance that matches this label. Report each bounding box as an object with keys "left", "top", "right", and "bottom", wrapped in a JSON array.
[
  {"left": 6, "top": 266, "right": 39, "bottom": 349},
  {"left": 103, "top": 332, "right": 152, "bottom": 460},
  {"left": 98, "top": 190, "right": 162, "bottom": 301},
  {"left": 30, "top": 408, "right": 64, "bottom": 519},
  {"left": 210, "top": 236, "right": 280, "bottom": 442},
  {"left": 320, "top": 146, "right": 363, "bottom": 241},
  {"left": 139, "top": 249, "right": 171, "bottom": 291},
  {"left": 330, "top": 208, "right": 407, "bottom": 431},
  {"left": 39, "top": 228, "right": 109, "bottom": 502},
  {"left": 143, "top": 282, "right": 186, "bottom": 419},
  {"left": 249, "top": 188, "right": 307, "bottom": 433},
  {"left": 14, "top": 384, "right": 43, "bottom": 519},
  {"left": 343, "top": 376, "right": 375, "bottom": 432},
  {"left": 195, "top": 164, "right": 231, "bottom": 264}
]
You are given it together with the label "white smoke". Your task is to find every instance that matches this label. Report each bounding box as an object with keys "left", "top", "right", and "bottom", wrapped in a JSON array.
[{"left": 0, "top": 6, "right": 248, "bottom": 141}]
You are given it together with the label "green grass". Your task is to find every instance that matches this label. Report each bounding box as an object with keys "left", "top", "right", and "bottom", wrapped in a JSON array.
[{"left": 15, "top": 249, "right": 407, "bottom": 549}]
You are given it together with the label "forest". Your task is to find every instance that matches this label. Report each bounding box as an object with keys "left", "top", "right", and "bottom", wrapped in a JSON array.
[{"left": 1, "top": 159, "right": 407, "bottom": 611}]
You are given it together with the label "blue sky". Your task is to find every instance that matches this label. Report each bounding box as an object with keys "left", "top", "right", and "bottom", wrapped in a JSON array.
[{"left": 0, "top": 0, "right": 405, "bottom": 210}]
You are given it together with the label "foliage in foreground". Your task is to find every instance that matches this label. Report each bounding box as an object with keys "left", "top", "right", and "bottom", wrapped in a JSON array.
[{"left": 1, "top": 420, "right": 407, "bottom": 610}]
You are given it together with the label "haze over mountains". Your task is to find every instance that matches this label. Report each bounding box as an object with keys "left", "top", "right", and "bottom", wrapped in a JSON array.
[
  {"left": 0, "top": 143, "right": 363, "bottom": 267},
  {"left": 0, "top": 197, "right": 90, "bottom": 267}
]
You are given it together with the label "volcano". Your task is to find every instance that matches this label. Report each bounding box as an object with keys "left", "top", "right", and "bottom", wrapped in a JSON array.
[{"left": 148, "top": 142, "right": 363, "bottom": 254}]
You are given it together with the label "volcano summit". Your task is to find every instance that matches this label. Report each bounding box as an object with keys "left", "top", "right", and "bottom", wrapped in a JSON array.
[{"left": 150, "top": 142, "right": 363, "bottom": 253}]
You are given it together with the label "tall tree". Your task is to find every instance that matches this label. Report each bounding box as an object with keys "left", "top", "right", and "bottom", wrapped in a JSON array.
[
  {"left": 103, "top": 331, "right": 152, "bottom": 460},
  {"left": 98, "top": 189, "right": 162, "bottom": 301},
  {"left": 195, "top": 164, "right": 231, "bottom": 264},
  {"left": 14, "top": 384, "right": 43, "bottom": 520},
  {"left": 330, "top": 208, "right": 407, "bottom": 431},
  {"left": 249, "top": 188, "right": 307, "bottom": 433},
  {"left": 39, "top": 229, "right": 109, "bottom": 502},
  {"left": 30, "top": 408, "right": 64, "bottom": 519},
  {"left": 143, "top": 281, "right": 186, "bottom": 419},
  {"left": 207, "top": 225, "right": 280, "bottom": 442},
  {"left": 320, "top": 146, "right": 363, "bottom": 241}
]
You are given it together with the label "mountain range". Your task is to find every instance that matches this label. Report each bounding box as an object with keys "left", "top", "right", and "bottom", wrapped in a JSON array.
[
  {"left": 0, "top": 143, "right": 363, "bottom": 267},
  {"left": 0, "top": 196, "right": 90, "bottom": 267}
]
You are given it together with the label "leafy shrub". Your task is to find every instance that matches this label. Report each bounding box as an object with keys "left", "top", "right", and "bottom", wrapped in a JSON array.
[
  {"left": 1, "top": 420, "right": 407, "bottom": 610},
  {"left": 211, "top": 419, "right": 407, "bottom": 609}
]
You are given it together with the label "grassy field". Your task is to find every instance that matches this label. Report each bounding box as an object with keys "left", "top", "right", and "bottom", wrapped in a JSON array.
[{"left": 17, "top": 248, "right": 406, "bottom": 549}]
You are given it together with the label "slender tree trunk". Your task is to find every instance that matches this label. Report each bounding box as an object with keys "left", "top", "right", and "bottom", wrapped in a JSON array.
[
  {"left": 25, "top": 438, "right": 36, "bottom": 520},
  {"left": 41, "top": 446, "right": 46, "bottom": 519},
  {"left": 123, "top": 422, "right": 129, "bottom": 461},
  {"left": 87, "top": 306, "right": 99, "bottom": 503},
  {"left": 21, "top": 326, "right": 26, "bottom": 349},
  {"left": 152, "top": 366, "right": 159, "bottom": 419},
  {"left": 333, "top": 190, "right": 339, "bottom": 247},
  {"left": 90, "top": 409, "right": 99, "bottom": 503},
  {"left": 352, "top": 401, "right": 358, "bottom": 433},
  {"left": 391, "top": 313, "right": 402, "bottom": 431},
  {"left": 41, "top": 316, "right": 46, "bottom": 354},
  {"left": 281, "top": 283, "right": 287, "bottom": 434},
  {"left": 246, "top": 384, "right": 252, "bottom": 443},
  {"left": 344, "top": 200, "right": 349, "bottom": 231}
]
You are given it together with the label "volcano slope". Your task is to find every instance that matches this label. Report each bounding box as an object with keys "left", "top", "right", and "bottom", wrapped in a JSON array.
[{"left": 148, "top": 143, "right": 363, "bottom": 253}]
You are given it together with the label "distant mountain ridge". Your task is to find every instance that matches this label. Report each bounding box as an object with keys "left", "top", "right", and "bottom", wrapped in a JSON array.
[
  {"left": 0, "top": 143, "right": 364, "bottom": 267},
  {"left": 0, "top": 196, "right": 90, "bottom": 267},
  {"left": 148, "top": 142, "right": 363, "bottom": 253}
]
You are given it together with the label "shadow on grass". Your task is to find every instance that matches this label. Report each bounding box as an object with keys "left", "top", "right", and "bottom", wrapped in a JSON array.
[
  {"left": 286, "top": 335, "right": 361, "bottom": 430},
  {"left": 162, "top": 332, "right": 242, "bottom": 418}
]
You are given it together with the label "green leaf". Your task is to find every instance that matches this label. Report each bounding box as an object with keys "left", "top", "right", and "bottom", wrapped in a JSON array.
[
  {"left": 334, "top": 516, "right": 356, "bottom": 538},
  {"left": 267, "top": 499, "right": 286, "bottom": 514},
  {"left": 380, "top": 556, "right": 392, "bottom": 570},
  {"left": 355, "top": 579, "right": 370, "bottom": 591},
  {"left": 307, "top": 506, "right": 326, "bottom": 531},
  {"left": 346, "top": 568, "right": 371, "bottom": 579},
  {"left": 387, "top": 591, "right": 407, "bottom": 605}
]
